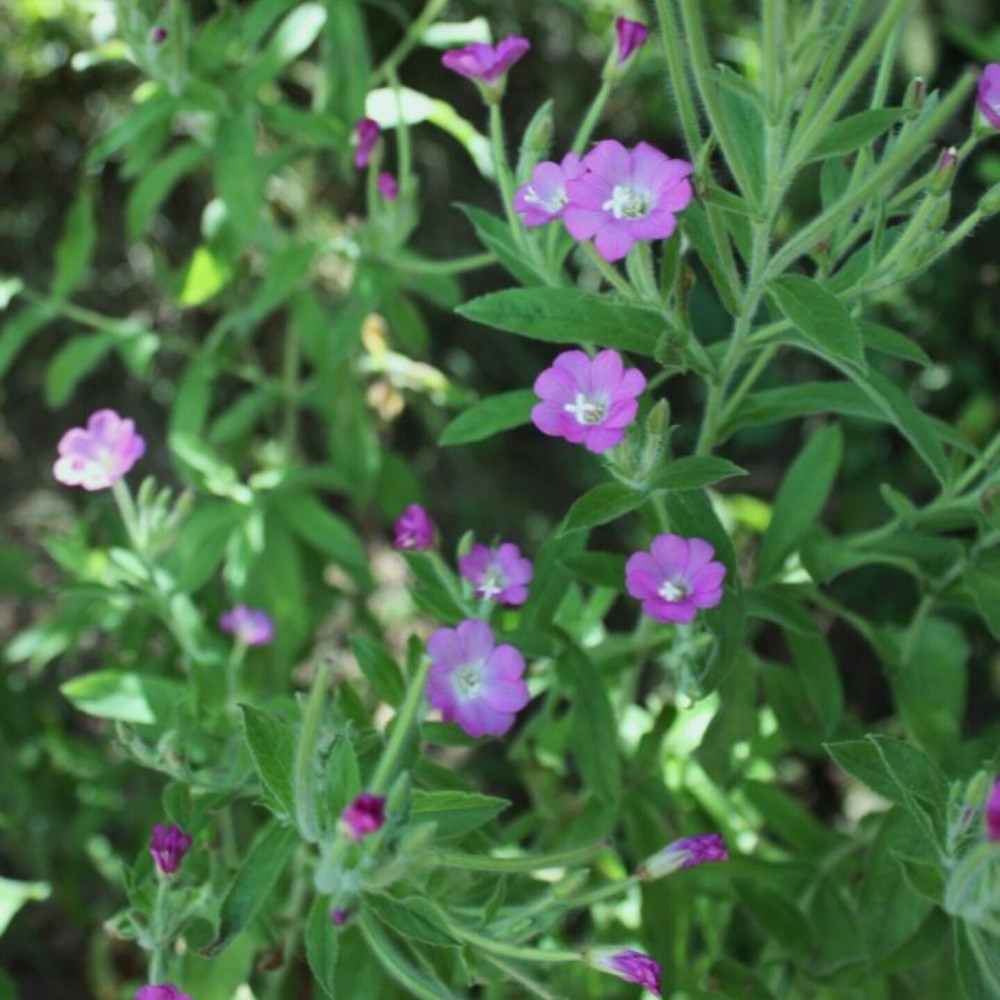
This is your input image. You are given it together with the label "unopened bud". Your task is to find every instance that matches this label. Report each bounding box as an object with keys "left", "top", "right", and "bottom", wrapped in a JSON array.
[
  {"left": 152, "top": 26, "right": 168, "bottom": 45},
  {"left": 979, "top": 181, "right": 1000, "bottom": 215},
  {"left": 929, "top": 147, "right": 958, "bottom": 196},
  {"left": 517, "top": 99, "right": 554, "bottom": 181},
  {"left": 903, "top": 76, "right": 926, "bottom": 115}
]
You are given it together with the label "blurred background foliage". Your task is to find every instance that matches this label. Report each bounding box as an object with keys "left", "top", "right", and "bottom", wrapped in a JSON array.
[{"left": 1, "top": 0, "right": 999, "bottom": 996}]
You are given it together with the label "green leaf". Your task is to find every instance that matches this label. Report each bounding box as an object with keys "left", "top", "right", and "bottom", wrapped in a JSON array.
[
  {"left": 652, "top": 456, "right": 746, "bottom": 491},
  {"left": 721, "top": 380, "right": 880, "bottom": 437},
  {"left": 363, "top": 894, "right": 458, "bottom": 948},
  {"left": 707, "top": 958, "right": 777, "bottom": 1000},
  {"left": 208, "top": 820, "right": 298, "bottom": 955},
  {"left": 241, "top": 704, "right": 297, "bottom": 820},
  {"left": 439, "top": 389, "right": 535, "bottom": 446},
  {"left": 560, "top": 483, "right": 645, "bottom": 535},
  {"left": 786, "top": 627, "right": 844, "bottom": 734},
  {"left": 458, "top": 288, "right": 665, "bottom": 356},
  {"left": 861, "top": 322, "right": 933, "bottom": 368},
  {"left": 713, "top": 67, "right": 766, "bottom": 207},
  {"left": 350, "top": 637, "right": 406, "bottom": 707},
  {"left": 44, "top": 333, "right": 115, "bottom": 407},
  {"left": 305, "top": 894, "right": 339, "bottom": 998},
  {"left": 213, "top": 109, "right": 262, "bottom": 238},
  {"left": 51, "top": 188, "right": 97, "bottom": 299},
  {"left": 0, "top": 878, "right": 50, "bottom": 938},
  {"left": 735, "top": 879, "right": 811, "bottom": 953},
  {"left": 965, "top": 550, "right": 1000, "bottom": 640},
  {"left": 178, "top": 246, "right": 232, "bottom": 306},
  {"left": 127, "top": 142, "right": 207, "bottom": 239},
  {"left": 743, "top": 781, "right": 839, "bottom": 855},
  {"left": 86, "top": 92, "right": 180, "bottom": 168},
  {"left": 808, "top": 108, "right": 903, "bottom": 160},
  {"left": 0, "top": 303, "right": 55, "bottom": 380},
  {"left": 756, "top": 424, "right": 843, "bottom": 580},
  {"left": 457, "top": 204, "right": 545, "bottom": 286},
  {"left": 273, "top": 492, "right": 370, "bottom": 586},
  {"left": 409, "top": 790, "right": 509, "bottom": 838},
  {"left": 768, "top": 275, "right": 867, "bottom": 371},
  {"left": 562, "top": 551, "right": 627, "bottom": 590},
  {"left": 61, "top": 671, "right": 186, "bottom": 725},
  {"left": 243, "top": 2, "right": 327, "bottom": 89}
]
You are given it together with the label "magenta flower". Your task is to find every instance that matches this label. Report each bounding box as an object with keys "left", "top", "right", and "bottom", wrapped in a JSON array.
[
  {"left": 442, "top": 36, "right": 530, "bottom": 99},
  {"left": 564, "top": 140, "right": 694, "bottom": 262},
  {"left": 427, "top": 620, "right": 530, "bottom": 738},
  {"left": 353, "top": 117, "right": 380, "bottom": 169},
  {"left": 585, "top": 948, "right": 662, "bottom": 995},
  {"left": 637, "top": 833, "right": 728, "bottom": 880},
  {"left": 378, "top": 172, "right": 399, "bottom": 201},
  {"left": 150, "top": 824, "right": 193, "bottom": 875},
  {"left": 458, "top": 542, "right": 533, "bottom": 605},
  {"left": 394, "top": 503, "right": 435, "bottom": 551},
  {"left": 615, "top": 17, "right": 650, "bottom": 65},
  {"left": 151, "top": 26, "right": 168, "bottom": 44},
  {"left": 341, "top": 792, "right": 386, "bottom": 841},
  {"left": 514, "top": 153, "right": 584, "bottom": 227},
  {"left": 532, "top": 349, "right": 646, "bottom": 453},
  {"left": 53, "top": 409, "right": 146, "bottom": 491},
  {"left": 626, "top": 535, "right": 727, "bottom": 624},
  {"left": 135, "top": 986, "right": 192, "bottom": 1000},
  {"left": 330, "top": 908, "right": 351, "bottom": 926},
  {"left": 219, "top": 605, "right": 274, "bottom": 646},
  {"left": 986, "top": 777, "right": 1000, "bottom": 843},
  {"left": 978, "top": 64, "right": 1000, "bottom": 129}
]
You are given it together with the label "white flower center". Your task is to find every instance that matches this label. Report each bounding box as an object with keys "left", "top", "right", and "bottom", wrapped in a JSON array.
[
  {"left": 455, "top": 665, "right": 483, "bottom": 699},
  {"left": 478, "top": 566, "right": 507, "bottom": 599},
  {"left": 602, "top": 184, "right": 651, "bottom": 220},
  {"left": 659, "top": 579, "right": 688, "bottom": 602},
  {"left": 525, "top": 185, "right": 568, "bottom": 212},
  {"left": 564, "top": 392, "right": 608, "bottom": 426}
]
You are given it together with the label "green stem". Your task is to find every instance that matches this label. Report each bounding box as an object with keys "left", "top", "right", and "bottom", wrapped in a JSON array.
[
  {"left": 580, "top": 241, "right": 637, "bottom": 298},
  {"left": 557, "top": 874, "right": 639, "bottom": 910},
  {"left": 444, "top": 920, "right": 579, "bottom": 963},
  {"left": 148, "top": 875, "right": 172, "bottom": 984},
  {"left": 479, "top": 955, "right": 559, "bottom": 1000},
  {"left": 386, "top": 64, "right": 413, "bottom": 196},
  {"left": 953, "top": 431, "right": 1000, "bottom": 494},
  {"left": 901, "top": 593, "right": 934, "bottom": 666},
  {"left": 761, "top": 0, "right": 784, "bottom": 118},
  {"left": 571, "top": 79, "right": 613, "bottom": 155},
  {"left": 281, "top": 318, "right": 300, "bottom": 458},
  {"left": 654, "top": 0, "right": 703, "bottom": 158},
  {"left": 391, "top": 252, "right": 495, "bottom": 275},
  {"left": 369, "top": 655, "right": 431, "bottom": 795},
  {"left": 488, "top": 101, "right": 523, "bottom": 240},
  {"left": 295, "top": 661, "right": 331, "bottom": 843},
  {"left": 369, "top": 0, "right": 449, "bottom": 85},
  {"left": 433, "top": 839, "right": 609, "bottom": 874},
  {"left": 717, "top": 343, "right": 779, "bottom": 434}
]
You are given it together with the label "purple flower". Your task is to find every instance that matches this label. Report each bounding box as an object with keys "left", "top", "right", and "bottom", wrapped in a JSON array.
[
  {"left": 585, "top": 948, "right": 662, "bottom": 995},
  {"left": 531, "top": 349, "right": 646, "bottom": 453},
  {"left": 394, "top": 503, "right": 434, "bottom": 551},
  {"left": 615, "top": 17, "right": 650, "bottom": 65},
  {"left": 341, "top": 792, "right": 386, "bottom": 841},
  {"left": 53, "top": 409, "right": 146, "bottom": 491},
  {"left": 219, "top": 605, "right": 274, "bottom": 646},
  {"left": 978, "top": 64, "right": 1000, "bottom": 129},
  {"left": 151, "top": 26, "right": 168, "bottom": 45},
  {"left": 514, "top": 153, "right": 584, "bottom": 227},
  {"left": 564, "top": 140, "right": 694, "bottom": 262},
  {"left": 986, "top": 777, "right": 1000, "bottom": 843},
  {"left": 353, "top": 117, "right": 380, "bottom": 169},
  {"left": 150, "top": 824, "right": 193, "bottom": 875},
  {"left": 427, "top": 620, "right": 530, "bottom": 738},
  {"left": 626, "top": 535, "right": 727, "bottom": 624},
  {"left": 458, "top": 542, "right": 533, "bottom": 605},
  {"left": 330, "top": 908, "right": 351, "bottom": 926},
  {"left": 378, "top": 172, "right": 399, "bottom": 201},
  {"left": 442, "top": 36, "right": 530, "bottom": 97},
  {"left": 135, "top": 986, "right": 192, "bottom": 1000},
  {"left": 637, "top": 833, "right": 728, "bottom": 880}
]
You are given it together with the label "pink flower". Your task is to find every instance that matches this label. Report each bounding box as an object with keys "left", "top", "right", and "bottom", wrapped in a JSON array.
[
  {"left": 626, "top": 535, "right": 727, "bottom": 624},
  {"left": 378, "top": 172, "right": 399, "bottom": 200},
  {"left": 514, "top": 153, "right": 584, "bottom": 227},
  {"left": 53, "top": 409, "right": 146, "bottom": 491},
  {"left": 151, "top": 26, "right": 168, "bottom": 44},
  {"left": 136, "top": 986, "right": 191, "bottom": 1000},
  {"left": 150, "top": 824, "right": 193, "bottom": 875},
  {"left": 426, "top": 620, "right": 530, "bottom": 738},
  {"left": 353, "top": 117, "right": 380, "bottom": 169},
  {"left": 394, "top": 504, "right": 434, "bottom": 551},
  {"left": 564, "top": 140, "right": 693, "bottom": 262},
  {"left": 442, "top": 36, "right": 530, "bottom": 98},
  {"left": 615, "top": 17, "right": 650, "bottom": 65},
  {"left": 585, "top": 948, "right": 662, "bottom": 995},
  {"left": 531, "top": 349, "right": 645, "bottom": 453},
  {"left": 330, "top": 908, "right": 351, "bottom": 926},
  {"left": 978, "top": 64, "right": 1000, "bottom": 129},
  {"left": 637, "top": 833, "right": 728, "bottom": 880},
  {"left": 341, "top": 792, "right": 386, "bottom": 841},
  {"left": 219, "top": 605, "right": 274, "bottom": 646},
  {"left": 458, "top": 542, "right": 533, "bottom": 605},
  {"left": 986, "top": 777, "right": 1000, "bottom": 842}
]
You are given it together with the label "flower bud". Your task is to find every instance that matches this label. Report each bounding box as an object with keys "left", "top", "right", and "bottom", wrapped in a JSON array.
[
  {"left": 636, "top": 833, "right": 728, "bottom": 880},
  {"left": 929, "top": 147, "right": 958, "bottom": 196},
  {"left": 986, "top": 777, "right": 1000, "bottom": 843},
  {"left": 150, "top": 824, "right": 193, "bottom": 875},
  {"left": 978, "top": 181, "right": 1000, "bottom": 215},
  {"left": 903, "top": 76, "right": 925, "bottom": 115},
  {"left": 583, "top": 948, "right": 662, "bottom": 995}
]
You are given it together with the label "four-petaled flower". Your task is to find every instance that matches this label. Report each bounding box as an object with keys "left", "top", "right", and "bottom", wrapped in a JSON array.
[
  {"left": 353, "top": 117, "right": 380, "bottom": 169},
  {"left": 378, "top": 172, "right": 399, "bottom": 201},
  {"left": 135, "top": 986, "right": 192, "bottom": 1000},
  {"left": 442, "top": 36, "right": 530, "bottom": 100},
  {"left": 341, "top": 792, "right": 387, "bottom": 841},
  {"left": 614, "top": 17, "right": 650, "bottom": 65},
  {"left": 394, "top": 504, "right": 435, "bottom": 551},
  {"left": 986, "top": 777, "right": 1000, "bottom": 843},
  {"left": 53, "top": 409, "right": 146, "bottom": 491},
  {"left": 637, "top": 833, "right": 728, "bottom": 880},
  {"left": 626, "top": 535, "right": 727, "bottom": 624},
  {"left": 564, "top": 140, "right": 693, "bottom": 262},
  {"left": 458, "top": 542, "right": 533, "bottom": 605},
  {"left": 585, "top": 948, "right": 662, "bottom": 996},
  {"left": 150, "top": 823, "right": 193, "bottom": 875},
  {"left": 532, "top": 349, "right": 646, "bottom": 453},
  {"left": 514, "top": 153, "right": 584, "bottom": 227},
  {"left": 427, "top": 619, "right": 530, "bottom": 738},
  {"left": 978, "top": 64, "right": 1000, "bottom": 130},
  {"left": 219, "top": 605, "right": 275, "bottom": 646}
]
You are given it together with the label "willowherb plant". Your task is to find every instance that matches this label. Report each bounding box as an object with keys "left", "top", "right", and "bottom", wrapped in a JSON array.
[{"left": 2, "top": 1, "right": 1000, "bottom": 999}]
